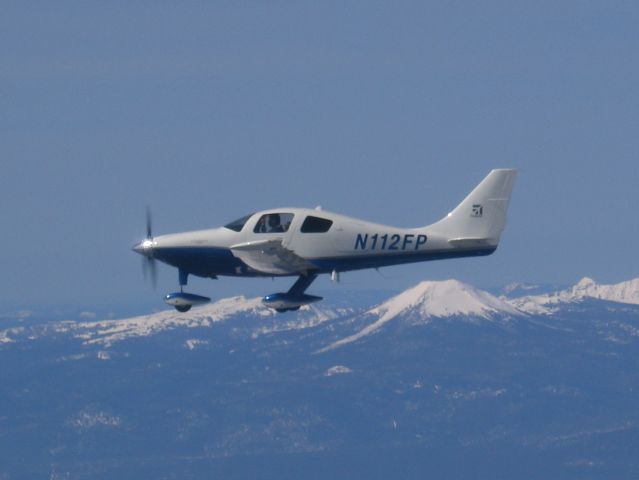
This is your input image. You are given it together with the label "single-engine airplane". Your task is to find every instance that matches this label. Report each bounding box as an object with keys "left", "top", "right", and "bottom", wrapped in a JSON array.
[{"left": 133, "top": 169, "right": 517, "bottom": 313}]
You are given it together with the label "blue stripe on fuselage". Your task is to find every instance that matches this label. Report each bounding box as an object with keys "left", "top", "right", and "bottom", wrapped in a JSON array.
[
  {"left": 152, "top": 245, "right": 497, "bottom": 279},
  {"left": 307, "top": 247, "right": 497, "bottom": 273}
]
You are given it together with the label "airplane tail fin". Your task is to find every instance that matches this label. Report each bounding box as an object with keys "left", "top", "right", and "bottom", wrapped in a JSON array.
[{"left": 428, "top": 169, "right": 517, "bottom": 247}]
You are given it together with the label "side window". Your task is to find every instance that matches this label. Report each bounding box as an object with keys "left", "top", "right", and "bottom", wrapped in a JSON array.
[
  {"left": 254, "top": 213, "right": 294, "bottom": 233},
  {"left": 301, "top": 215, "right": 333, "bottom": 233}
]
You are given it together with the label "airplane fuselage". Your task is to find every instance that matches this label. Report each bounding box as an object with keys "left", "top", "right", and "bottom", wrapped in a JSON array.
[{"left": 143, "top": 208, "right": 496, "bottom": 280}]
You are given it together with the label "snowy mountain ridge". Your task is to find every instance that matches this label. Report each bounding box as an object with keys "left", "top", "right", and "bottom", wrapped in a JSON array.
[
  {"left": 58, "top": 296, "right": 342, "bottom": 346},
  {"left": 5, "top": 276, "right": 639, "bottom": 348},
  {"left": 507, "top": 277, "right": 639, "bottom": 314}
]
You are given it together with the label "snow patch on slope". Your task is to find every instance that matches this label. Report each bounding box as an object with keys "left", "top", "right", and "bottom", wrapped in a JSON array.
[
  {"left": 324, "top": 365, "right": 352, "bottom": 376},
  {"left": 250, "top": 303, "right": 342, "bottom": 338},
  {"left": 0, "top": 327, "right": 24, "bottom": 344},
  {"left": 184, "top": 338, "right": 209, "bottom": 350},
  {"left": 67, "top": 408, "right": 122, "bottom": 430}
]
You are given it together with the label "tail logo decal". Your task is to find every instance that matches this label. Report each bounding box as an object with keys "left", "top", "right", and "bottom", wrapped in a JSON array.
[{"left": 471, "top": 204, "right": 483, "bottom": 217}]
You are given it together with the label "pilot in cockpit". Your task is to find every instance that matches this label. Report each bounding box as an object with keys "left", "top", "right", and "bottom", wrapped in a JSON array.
[{"left": 268, "top": 213, "right": 284, "bottom": 233}]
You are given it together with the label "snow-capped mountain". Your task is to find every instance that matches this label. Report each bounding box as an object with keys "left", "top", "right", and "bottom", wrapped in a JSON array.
[
  {"left": 320, "top": 279, "right": 522, "bottom": 351},
  {"left": 370, "top": 279, "right": 522, "bottom": 320},
  {"left": 14, "top": 276, "right": 637, "bottom": 350},
  {"left": 507, "top": 277, "right": 639, "bottom": 314},
  {"left": 6, "top": 276, "right": 639, "bottom": 351}
]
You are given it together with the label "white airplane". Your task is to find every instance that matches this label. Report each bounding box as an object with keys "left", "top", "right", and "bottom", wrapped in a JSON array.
[{"left": 133, "top": 169, "right": 517, "bottom": 313}]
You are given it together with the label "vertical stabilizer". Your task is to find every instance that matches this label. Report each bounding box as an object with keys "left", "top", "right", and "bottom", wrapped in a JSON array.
[{"left": 428, "top": 169, "right": 517, "bottom": 246}]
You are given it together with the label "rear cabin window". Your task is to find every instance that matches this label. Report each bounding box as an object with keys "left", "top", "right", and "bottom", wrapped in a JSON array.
[
  {"left": 253, "top": 213, "right": 294, "bottom": 233},
  {"left": 301, "top": 216, "right": 333, "bottom": 233},
  {"left": 224, "top": 213, "right": 254, "bottom": 232}
]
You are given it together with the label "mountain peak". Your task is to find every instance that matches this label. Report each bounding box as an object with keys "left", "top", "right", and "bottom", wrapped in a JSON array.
[
  {"left": 320, "top": 280, "right": 521, "bottom": 352},
  {"left": 575, "top": 277, "right": 596, "bottom": 288},
  {"left": 569, "top": 277, "right": 639, "bottom": 304},
  {"left": 369, "top": 279, "right": 521, "bottom": 321}
]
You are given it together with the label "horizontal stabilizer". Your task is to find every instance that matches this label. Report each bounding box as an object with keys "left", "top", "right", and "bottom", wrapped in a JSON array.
[{"left": 448, "top": 238, "right": 493, "bottom": 248}]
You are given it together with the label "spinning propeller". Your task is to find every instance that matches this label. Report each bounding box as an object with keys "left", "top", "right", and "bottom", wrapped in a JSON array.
[{"left": 133, "top": 207, "right": 158, "bottom": 288}]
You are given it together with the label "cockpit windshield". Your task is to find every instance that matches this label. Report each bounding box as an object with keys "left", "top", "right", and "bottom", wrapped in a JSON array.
[{"left": 224, "top": 213, "right": 254, "bottom": 232}]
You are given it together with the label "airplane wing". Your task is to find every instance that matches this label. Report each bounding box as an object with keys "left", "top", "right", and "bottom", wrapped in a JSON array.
[{"left": 230, "top": 239, "right": 317, "bottom": 275}]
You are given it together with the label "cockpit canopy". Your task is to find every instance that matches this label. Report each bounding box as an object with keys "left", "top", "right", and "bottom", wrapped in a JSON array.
[
  {"left": 224, "top": 211, "right": 332, "bottom": 234},
  {"left": 253, "top": 213, "right": 294, "bottom": 233}
]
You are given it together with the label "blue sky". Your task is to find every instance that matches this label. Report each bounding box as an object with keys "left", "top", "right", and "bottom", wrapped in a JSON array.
[{"left": 2, "top": 2, "right": 638, "bottom": 307}]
